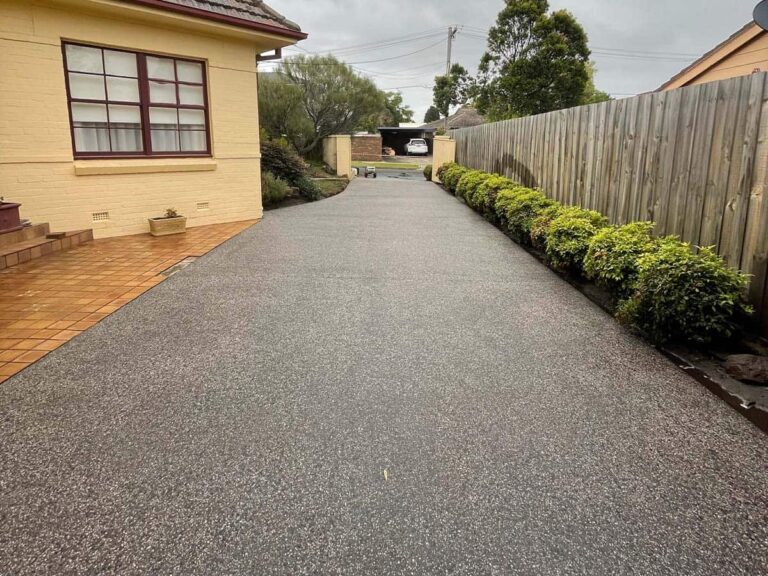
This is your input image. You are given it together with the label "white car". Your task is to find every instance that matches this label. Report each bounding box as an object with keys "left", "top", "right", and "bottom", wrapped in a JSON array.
[{"left": 405, "top": 138, "right": 429, "bottom": 155}]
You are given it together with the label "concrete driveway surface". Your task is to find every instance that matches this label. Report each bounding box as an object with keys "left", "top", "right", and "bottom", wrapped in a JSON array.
[{"left": 1, "top": 178, "right": 767, "bottom": 575}]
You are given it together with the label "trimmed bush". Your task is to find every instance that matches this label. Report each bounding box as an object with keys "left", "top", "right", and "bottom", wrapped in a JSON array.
[
  {"left": 261, "top": 171, "right": 291, "bottom": 206},
  {"left": 502, "top": 189, "right": 557, "bottom": 242},
  {"left": 296, "top": 175, "right": 322, "bottom": 201},
  {"left": 440, "top": 163, "right": 469, "bottom": 194},
  {"left": 584, "top": 221, "right": 658, "bottom": 299},
  {"left": 617, "top": 241, "right": 752, "bottom": 344},
  {"left": 544, "top": 207, "right": 609, "bottom": 271},
  {"left": 470, "top": 175, "right": 518, "bottom": 218},
  {"left": 261, "top": 139, "right": 306, "bottom": 186},
  {"left": 456, "top": 170, "right": 492, "bottom": 201},
  {"left": 424, "top": 164, "right": 433, "bottom": 181},
  {"left": 530, "top": 204, "right": 566, "bottom": 249}
]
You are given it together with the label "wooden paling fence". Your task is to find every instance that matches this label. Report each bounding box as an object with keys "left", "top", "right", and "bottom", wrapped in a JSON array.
[{"left": 453, "top": 73, "right": 768, "bottom": 334}]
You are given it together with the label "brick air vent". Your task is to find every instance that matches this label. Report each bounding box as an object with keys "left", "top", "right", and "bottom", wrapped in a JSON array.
[
  {"left": 196, "top": 202, "right": 210, "bottom": 211},
  {"left": 92, "top": 211, "right": 110, "bottom": 222}
]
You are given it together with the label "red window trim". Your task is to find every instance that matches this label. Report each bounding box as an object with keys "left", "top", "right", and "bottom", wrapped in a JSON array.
[{"left": 62, "top": 41, "right": 212, "bottom": 159}]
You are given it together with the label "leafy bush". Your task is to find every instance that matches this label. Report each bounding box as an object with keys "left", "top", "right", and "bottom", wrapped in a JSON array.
[
  {"left": 584, "top": 221, "right": 658, "bottom": 299},
  {"left": 435, "top": 161, "right": 454, "bottom": 182},
  {"left": 456, "top": 170, "right": 491, "bottom": 201},
  {"left": 261, "top": 139, "right": 307, "bottom": 186},
  {"left": 530, "top": 204, "right": 566, "bottom": 249},
  {"left": 544, "top": 207, "right": 608, "bottom": 270},
  {"left": 501, "top": 189, "right": 557, "bottom": 242},
  {"left": 261, "top": 171, "right": 291, "bottom": 206},
  {"left": 424, "top": 164, "right": 433, "bottom": 181},
  {"left": 470, "top": 175, "right": 518, "bottom": 218},
  {"left": 617, "top": 241, "right": 752, "bottom": 344},
  {"left": 296, "top": 175, "right": 322, "bottom": 201},
  {"left": 441, "top": 163, "right": 470, "bottom": 194}
]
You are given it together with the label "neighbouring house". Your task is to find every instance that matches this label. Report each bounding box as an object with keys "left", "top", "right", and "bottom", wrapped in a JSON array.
[
  {"left": 378, "top": 127, "right": 436, "bottom": 156},
  {"left": 658, "top": 21, "right": 768, "bottom": 90},
  {"left": 421, "top": 106, "right": 485, "bottom": 132},
  {"left": 0, "top": 0, "right": 305, "bottom": 239}
]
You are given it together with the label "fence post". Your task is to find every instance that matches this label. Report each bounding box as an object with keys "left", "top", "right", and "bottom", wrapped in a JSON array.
[{"left": 432, "top": 135, "right": 456, "bottom": 183}]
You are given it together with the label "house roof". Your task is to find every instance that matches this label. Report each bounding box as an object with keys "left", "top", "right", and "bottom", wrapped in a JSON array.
[
  {"left": 657, "top": 21, "right": 761, "bottom": 91},
  {"left": 421, "top": 106, "right": 485, "bottom": 130},
  {"left": 121, "top": 0, "right": 306, "bottom": 39}
]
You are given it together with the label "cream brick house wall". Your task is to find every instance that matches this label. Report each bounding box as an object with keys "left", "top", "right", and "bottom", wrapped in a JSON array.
[{"left": 0, "top": 0, "right": 297, "bottom": 238}]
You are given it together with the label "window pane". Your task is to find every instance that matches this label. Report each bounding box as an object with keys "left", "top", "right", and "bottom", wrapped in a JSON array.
[
  {"left": 108, "top": 104, "right": 141, "bottom": 126},
  {"left": 71, "top": 102, "right": 108, "bottom": 125},
  {"left": 149, "top": 81, "right": 176, "bottom": 104},
  {"left": 110, "top": 129, "right": 143, "bottom": 152},
  {"left": 74, "top": 127, "right": 110, "bottom": 152},
  {"left": 65, "top": 45, "right": 103, "bottom": 73},
  {"left": 69, "top": 73, "right": 106, "bottom": 100},
  {"left": 177, "top": 61, "right": 202, "bottom": 83},
  {"left": 179, "top": 109, "right": 205, "bottom": 130},
  {"left": 180, "top": 130, "right": 207, "bottom": 151},
  {"left": 106, "top": 77, "right": 139, "bottom": 102},
  {"left": 178, "top": 84, "right": 204, "bottom": 106},
  {"left": 149, "top": 107, "right": 178, "bottom": 128},
  {"left": 104, "top": 50, "right": 137, "bottom": 77},
  {"left": 151, "top": 130, "right": 180, "bottom": 152},
  {"left": 147, "top": 56, "right": 175, "bottom": 80}
]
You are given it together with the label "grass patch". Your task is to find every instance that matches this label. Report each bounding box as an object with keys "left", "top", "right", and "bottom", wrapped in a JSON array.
[
  {"left": 352, "top": 161, "right": 419, "bottom": 170},
  {"left": 314, "top": 178, "right": 348, "bottom": 198}
]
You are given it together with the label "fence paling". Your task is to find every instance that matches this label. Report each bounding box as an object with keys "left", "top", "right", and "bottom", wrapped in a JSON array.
[{"left": 453, "top": 73, "right": 768, "bottom": 333}]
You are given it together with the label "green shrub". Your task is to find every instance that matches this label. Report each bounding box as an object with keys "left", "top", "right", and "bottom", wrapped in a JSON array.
[
  {"left": 296, "top": 175, "right": 322, "bottom": 201},
  {"left": 544, "top": 207, "right": 609, "bottom": 270},
  {"left": 439, "top": 163, "right": 468, "bottom": 193},
  {"left": 456, "top": 170, "right": 491, "bottom": 201},
  {"left": 470, "top": 175, "right": 518, "bottom": 218},
  {"left": 617, "top": 241, "right": 752, "bottom": 344},
  {"left": 502, "top": 189, "right": 557, "bottom": 242},
  {"left": 584, "top": 222, "right": 658, "bottom": 299},
  {"left": 261, "top": 139, "right": 306, "bottom": 185},
  {"left": 261, "top": 171, "right": 291, "bottom": 206},
  {"left": 424, "top": 164, "right": 433, "bottom": 181},
  {"left": 530, "top": 204, "right": 566, "bottom": 249}
]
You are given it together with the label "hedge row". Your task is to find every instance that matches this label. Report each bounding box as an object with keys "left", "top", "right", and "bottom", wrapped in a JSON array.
[{"left": 435, "top": 162, "right": 752, "bottom": 345}]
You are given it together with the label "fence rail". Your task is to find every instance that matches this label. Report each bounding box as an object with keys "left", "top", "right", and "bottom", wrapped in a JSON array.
[{"left": 453, "top": 73, "right": 768, "bottom": 333}]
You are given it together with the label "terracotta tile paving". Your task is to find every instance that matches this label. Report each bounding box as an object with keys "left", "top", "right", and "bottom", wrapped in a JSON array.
[{"left": 0, "top": 220, "right": 257, "bottom": 384}]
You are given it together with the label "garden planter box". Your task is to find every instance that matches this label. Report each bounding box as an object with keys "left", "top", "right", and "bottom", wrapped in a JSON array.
[
  {"left": 148, "top": 216, "right": 187, "bottom": 237},
  {"left": 0, "top": 202, "right": 22, "bottom": 234}
]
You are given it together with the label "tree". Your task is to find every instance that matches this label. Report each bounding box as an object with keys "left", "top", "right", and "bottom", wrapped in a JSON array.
[
  {"left": 357, "top": 90, "right": 415, "bottom": 132},
  {"left": 424, "top": 105, "right": 440, "bottom": 123},
  {"left": 433, "top": 64, "right": 474, "bottom": 119},
  {"left": 580, "top": 63, "right": 611, "bottom": 105},
  {"left": 476, "top": 0, "right": 592, "bottom": 120},
  {"left": 259, "top": 55, "right": 383, "bottom": 154}
]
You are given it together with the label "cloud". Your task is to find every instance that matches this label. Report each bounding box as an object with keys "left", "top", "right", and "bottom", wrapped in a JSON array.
[{"left": 268, "top": 0, "right": 759, "bottom": 121}]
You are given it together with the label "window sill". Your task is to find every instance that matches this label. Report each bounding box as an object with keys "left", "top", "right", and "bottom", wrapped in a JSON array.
[{"left": 74, "top": 158, "right": 218, "bottom": 176}]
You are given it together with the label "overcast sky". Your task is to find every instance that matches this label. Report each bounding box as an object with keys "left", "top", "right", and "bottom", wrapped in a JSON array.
[{"left": 265, "top": 0, "right": 760, "bottom": 122}]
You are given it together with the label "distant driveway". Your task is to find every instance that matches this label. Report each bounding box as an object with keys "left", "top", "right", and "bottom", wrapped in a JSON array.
[{"left": 1, "top": 178, "right": 767, "bottom": 575}]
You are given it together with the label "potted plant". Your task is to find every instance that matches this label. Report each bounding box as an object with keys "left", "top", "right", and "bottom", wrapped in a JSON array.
[
  {"left": 148, "top": 208, "right": 187, "bottom": 237},
  {"left": 0, "top": 196, "right": 23, "bottom": 234}
]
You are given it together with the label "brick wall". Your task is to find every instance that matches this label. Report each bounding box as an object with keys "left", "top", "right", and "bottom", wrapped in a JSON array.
[{"left": 351, "top": 135, "right": 382, "bottom": 162}]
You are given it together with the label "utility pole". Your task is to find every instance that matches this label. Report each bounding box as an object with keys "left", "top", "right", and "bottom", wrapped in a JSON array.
[{"left": 444, "top": 26, "right": 458, "bottom": 133}]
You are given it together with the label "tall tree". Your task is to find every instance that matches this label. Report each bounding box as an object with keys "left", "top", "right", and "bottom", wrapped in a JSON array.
[
  {"left": 423, "top": 105, "right": 440, "bottom": 123},
  {"left": 476, "top": 0, "right": 592, "bottom": 120},
  {"left": 383, "top": 91, "right": 414, "bottom": 125},
  {"left": 579, "top": 63, "right": 612, "bottom": 105},
  {"left": 433, "top": 64, "right": 473, "bottom": 119},
  {"left": 259, "top": 55, "right": 383, "bottom": 154}
]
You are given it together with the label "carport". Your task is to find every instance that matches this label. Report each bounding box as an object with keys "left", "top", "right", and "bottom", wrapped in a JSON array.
[{"left": 378, "top": 127, "right": 435, "bottom": 155}]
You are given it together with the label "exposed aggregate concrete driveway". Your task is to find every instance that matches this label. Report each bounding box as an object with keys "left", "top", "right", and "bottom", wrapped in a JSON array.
[{"left": 1, "top": 178, "right": 767, "bottom": 575}]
